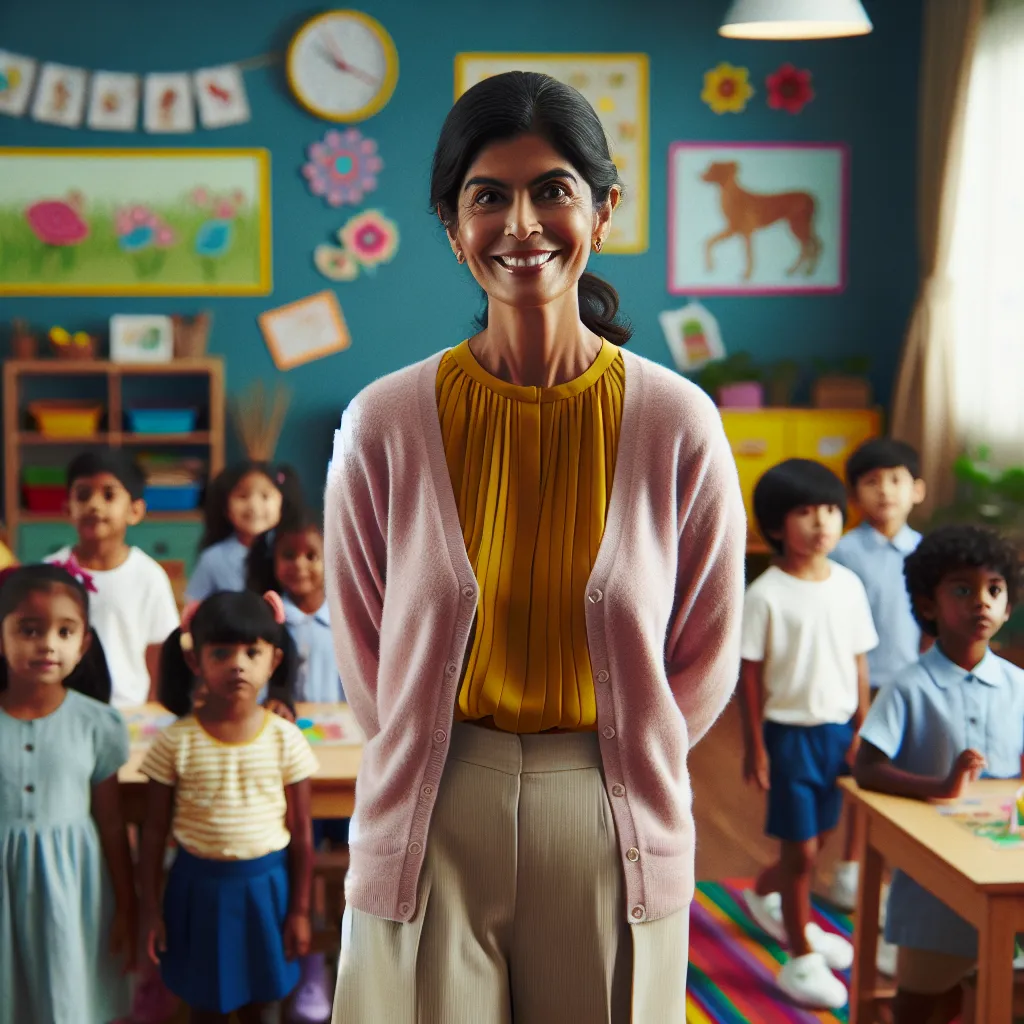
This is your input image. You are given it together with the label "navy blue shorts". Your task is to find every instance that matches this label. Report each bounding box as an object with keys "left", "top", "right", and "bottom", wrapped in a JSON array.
[{"left": 764, "top": 719, "right": 855, "bottom": 843}]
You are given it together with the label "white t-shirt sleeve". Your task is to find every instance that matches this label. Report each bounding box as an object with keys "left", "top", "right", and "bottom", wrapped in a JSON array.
[
  {"left": 740, "top": 586, "right": 770, "bottom": 662},
  {"left": 144, "top": 557, "right": 181, "bottom": 646},
  {"left": 847, "top": 573, "right": 880, "bottom": 655}
]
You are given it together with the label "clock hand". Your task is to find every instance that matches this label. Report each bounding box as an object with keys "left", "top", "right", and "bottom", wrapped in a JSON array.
[{"left": 343, "top": 63, "right": 380, "bottom": 87}]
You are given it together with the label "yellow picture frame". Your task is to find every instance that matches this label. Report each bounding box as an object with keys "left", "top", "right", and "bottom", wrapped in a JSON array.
[
  {"left": 0, "top": 147, "right": 272, "bottom": 297},
  {"left": 286, "top": 10, "right": 399, "bottom": 124},
  {"left": 454, "top": 52, "right": 649, "bottom": 255},
  {"left": 258, "top": 289, "right": 351, "bottom": 371}
]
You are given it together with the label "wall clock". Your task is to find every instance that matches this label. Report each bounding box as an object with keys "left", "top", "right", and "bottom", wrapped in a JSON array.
[{"left": 287, "top": 10, "right": 398, "bottom": 122}]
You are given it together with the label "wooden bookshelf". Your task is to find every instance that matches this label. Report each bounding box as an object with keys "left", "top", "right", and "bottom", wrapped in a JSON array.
[{"left": 3, "top": 358, "right": 225, "bottom": 550}]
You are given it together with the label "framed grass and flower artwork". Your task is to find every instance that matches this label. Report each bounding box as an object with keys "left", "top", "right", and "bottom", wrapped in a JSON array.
[{"left": 0, "top": 148, "right": 271, "bottom": 296}]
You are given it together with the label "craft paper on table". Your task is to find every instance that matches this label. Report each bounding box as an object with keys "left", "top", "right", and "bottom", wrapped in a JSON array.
[
  {"left": 296, "top": 705, "right": 364, "bottom": 746},
  {"left": 109, "top": 314, "right": 174, "bottom": 363},
  {"left": 87, "top": 72, "right": 139, "bottom": 132},
  {"left": 0, "top": 147, "right": 271, "bottom": 296},
  {"left": 455, "top": 53, "right": 649, "bottom": 254},
  {"left": 194, "top": 65, "right": 250, "bottom": 129},
  {"left": 144, "top": 73, "right": 195, "bottom": 133},
  {"left": 668, "top": 141, "right": 848, "bottom": 296},
  {"left": 937, "top": 793, "right": 1024, "bottom": 850},
  {"left": 659, "top": 300, "right": 725, "bottom": 372},
  {"left": 258, "top": 290, "right": 350, "bottom": 371},
  {"left": 0, "top": 51, "right": 38, "bottom": 118},
  {"left": 31, "top": 63, "right": 88, "bottom": 128},
  {"left": 122, "top": 706, "right": 177, "bottom": 746}
]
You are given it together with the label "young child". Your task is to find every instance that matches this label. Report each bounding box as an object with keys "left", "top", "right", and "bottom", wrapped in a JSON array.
[
  {"left": 740, "top": 459, "right": 878, "bottom": 1010},
  {"left": 0, "top": 562, "right": 135, "bottom": 1024},
  {"left": 49, "top": 450, "right": 179, "bottom": 707},
  {"left": 248, "top": 509, "right": 345, "bottom": 1024},
  {"left": 856, "top": 525, "right": 1024, "bottom": 1024},
  {"left": 139, "top": 589, "right": 317, "bottom": 1024},
  {"left": 186, "top": 461, "right": 302, "bottom": 602},
  {"left": 829, "top": 439, "right": 926, "bottom": 911}
]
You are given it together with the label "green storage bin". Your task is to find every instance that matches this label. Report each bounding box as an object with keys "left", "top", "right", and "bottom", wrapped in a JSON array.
[{"left": 22, "top": 466, "right": 67, "bottom": 486}]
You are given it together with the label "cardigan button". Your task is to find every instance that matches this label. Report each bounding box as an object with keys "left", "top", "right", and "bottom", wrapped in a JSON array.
[
  {"left": 596, "top": 670, "right": 609, "bottom": 683},
  {"left": 462, "top": 585, "right": 475, "bottom": 600},
  {"left": 433, "top": 730, "right": 447, "bottom": 744},
  {"left": 445, "top": 662, "right": 458, "bottom": 676},
  {"left": 421, "top": 785, "right": 434, "bottom": 797},
  {"left": 611, "top": 784, "right": 625, "bottom": 797},
  {"left": 631, "top": 905, "right": 646, "bottom": 921},
  {"left": 408, "top": 842, "right": 422, "bottom": 855},
  {"left": 399, "top": 902, "right": 411, "bottom": 916},
  {"left": 602, "top": 726, "right": 616, "bottom": 739},
  {"left": 626, "top": 847, "right": 640, "bottom": 863},
  {"left": 588, "top": 589, "right": 604, "bottom": 604}
]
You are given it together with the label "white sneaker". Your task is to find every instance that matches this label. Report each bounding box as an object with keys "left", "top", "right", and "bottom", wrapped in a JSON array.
[
  {"left": 743, "top": 889, "right": 786, "bottom": 943},
  {"left": 828, "top": 860, "right": 859, "bottom": 912},
  {"left": 876, "top": 936, "right": 898, "bottom": 976},
  {"left": 806, "top": 922, "right": 854, "bottom": 971},
  {"left": 778, "top": 952, "right": 849, "bottom": 1009}
]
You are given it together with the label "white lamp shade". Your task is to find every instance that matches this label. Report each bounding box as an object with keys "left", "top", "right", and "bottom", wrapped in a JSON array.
[{"left": 720, "top": 0, "right": 873, "bottom": 39}]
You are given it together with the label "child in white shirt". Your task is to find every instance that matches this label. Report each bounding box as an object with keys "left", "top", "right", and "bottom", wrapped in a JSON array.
[{"left": 739, "top": 459, "right": 878, "bottom": 1010}]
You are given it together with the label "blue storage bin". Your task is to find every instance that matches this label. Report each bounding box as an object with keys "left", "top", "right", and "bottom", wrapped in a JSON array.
[
  {"left": 126, "top": 407, "right": 198, "bottom": 434},
  {"left": 144, "top": 483, "right": 202, "bottom": 511}
]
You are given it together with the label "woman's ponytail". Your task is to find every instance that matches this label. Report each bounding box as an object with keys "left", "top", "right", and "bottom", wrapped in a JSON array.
[{"left": 578, "top": 272, "right": 632, "bottom": 346}]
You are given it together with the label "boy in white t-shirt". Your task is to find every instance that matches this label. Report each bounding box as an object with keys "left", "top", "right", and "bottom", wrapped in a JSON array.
[
  {"left": 739, "top": 459, "right": 878, "bottom": 1010},
  {"left": 48, "top": 450, "right": 179, "bottom": 708}
]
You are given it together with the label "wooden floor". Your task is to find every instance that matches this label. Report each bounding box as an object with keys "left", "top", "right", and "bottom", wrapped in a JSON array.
[{"left": 691, "top": 697, "right": 843, "bottom": 889}]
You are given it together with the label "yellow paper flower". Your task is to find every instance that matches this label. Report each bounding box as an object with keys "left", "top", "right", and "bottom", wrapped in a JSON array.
[{"left": 701, "top": 63, "right": 754, "bottom": 115}]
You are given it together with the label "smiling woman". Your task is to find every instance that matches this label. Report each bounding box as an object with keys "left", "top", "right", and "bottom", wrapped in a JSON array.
[{"left": 325, "top": 70, "right": 747, "bottom": 1024}]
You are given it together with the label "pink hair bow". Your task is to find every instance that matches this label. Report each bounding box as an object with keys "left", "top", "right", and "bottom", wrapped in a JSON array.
[
  {"left": 51, "top": 556, "right": 98, "bottom": 594},
  {"left": 263, "top": 590, "right": 286, "bottom": 624}
]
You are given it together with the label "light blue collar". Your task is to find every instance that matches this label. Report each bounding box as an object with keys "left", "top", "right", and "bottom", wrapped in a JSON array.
[
  {"left": 921, "top": 643, "right": 1003, "bottom": 689},
  {"left": 283, "top": 595, "right": 330, "bottom": 628}
]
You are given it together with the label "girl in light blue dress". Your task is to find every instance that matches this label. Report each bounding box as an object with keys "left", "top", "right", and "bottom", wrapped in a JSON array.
[{"left": 0, "top": 562, "right": 135, "bottom": 1024}]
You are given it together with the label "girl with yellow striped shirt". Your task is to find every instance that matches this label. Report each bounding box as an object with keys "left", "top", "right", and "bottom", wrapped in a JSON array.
[{"left": 138, "top": 590, "right": 318, "bottom": 1024}]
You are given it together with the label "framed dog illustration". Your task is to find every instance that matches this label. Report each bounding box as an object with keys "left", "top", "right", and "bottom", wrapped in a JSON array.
[{"left": 668, "top": 142, "right": 849, "bottom": 295}]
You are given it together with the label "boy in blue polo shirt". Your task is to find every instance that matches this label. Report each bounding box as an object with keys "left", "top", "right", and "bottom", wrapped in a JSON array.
[
  {"left": 829, "top": 439, "right": 926, "bottom": 911},
  {"left": 740, "top": 460, "right": 878, "bottom": 1009},
  {"left": 856, "top": 524, "right": 1024, "bottom": 1024}
]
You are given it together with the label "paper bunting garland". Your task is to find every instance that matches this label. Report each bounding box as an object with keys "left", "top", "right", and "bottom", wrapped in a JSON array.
[
  {"left": 766, "top": 64, "right": 814, "bottom": 114},
  {"left": 0, "top": 46, "right": 264, "bottom": 132},
  {"left": 314, "top": 210, "right": 399, "bottom": 283},
  {"left": 303, "top": 129, "right": 383, "bottom": 208},
  {"left": 701, "top": 63, "right": 754, "bottom": 115}
]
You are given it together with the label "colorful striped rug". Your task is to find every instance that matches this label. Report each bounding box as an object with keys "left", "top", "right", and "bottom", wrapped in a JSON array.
[{"left": 688, "top": 880, "right": 853, "bottom": 1023}]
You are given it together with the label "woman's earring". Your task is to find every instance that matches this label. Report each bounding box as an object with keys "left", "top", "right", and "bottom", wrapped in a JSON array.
[
  {"left": 593, "top": 238, "right": 603, "bottom": 253},
  {"left": 456, "top": 249, "right": 465, "bottom": 264}
]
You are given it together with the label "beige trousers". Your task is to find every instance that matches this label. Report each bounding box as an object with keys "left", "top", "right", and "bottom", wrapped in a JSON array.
[{"left": 332, "top": 723, "right": 689, "bottom": 1023}]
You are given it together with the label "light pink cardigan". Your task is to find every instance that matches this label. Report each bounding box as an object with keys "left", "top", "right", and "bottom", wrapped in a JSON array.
[{"left": 324, "top": 346, "right": 746, "bottom": 925}]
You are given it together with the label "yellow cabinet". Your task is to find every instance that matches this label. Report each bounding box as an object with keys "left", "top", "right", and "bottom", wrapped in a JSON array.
[{"left": 720, "top": 408, "right": 883, "bottom": 550}]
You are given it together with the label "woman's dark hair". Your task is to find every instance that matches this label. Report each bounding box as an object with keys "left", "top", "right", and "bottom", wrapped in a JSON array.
[
  {"left": 0, "top": 564, "right": 113, "bottom": 702},
  {"left": 246, "top": 506, "right": 323, "bottom": 596},
  {"left": 753, "top": 458, "right": 848, "bottom": 554},
  {"left": 159, "top": 590, "right": 298, "bottom": 717},
  {"left": 846, "top": 438, "right": 922, "bottom": 489},
  {"left": 904, "top": 525, "right": 1021, "bottom": 637},
  {"left": 199, "top": 460, "right": 304, "bottom": 552},
  {"left": 430, "top": 71, "right": 632, "bottom": 347}
]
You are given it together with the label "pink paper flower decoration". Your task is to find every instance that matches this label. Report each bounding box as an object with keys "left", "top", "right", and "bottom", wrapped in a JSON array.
[
  {"left": 303, "top": 129, "right": 383, "bottom": 208},
  {"left": 766, "top": 64, "right": 815, "bottom": 114},
  {"left": 338, "top": 210, "right": 399, "bottom": 267},
  {"left": 314, "top": 244, "right": 360, "bottom": 282}
]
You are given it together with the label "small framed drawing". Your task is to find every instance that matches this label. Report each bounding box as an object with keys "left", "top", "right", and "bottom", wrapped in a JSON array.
[
  {"left": 110, "top": 314, "right": 174, "bottom": 363},
  {"left": 258, "top": 290, "right": 350, "bottom": 371},
  {"left": 668, "top": 142, "right": 849, "bottom": 296}
]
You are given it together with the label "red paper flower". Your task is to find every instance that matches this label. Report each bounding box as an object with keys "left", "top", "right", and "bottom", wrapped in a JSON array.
[{"left": 766, "top": 64, "right": 814, "bottom": 115}]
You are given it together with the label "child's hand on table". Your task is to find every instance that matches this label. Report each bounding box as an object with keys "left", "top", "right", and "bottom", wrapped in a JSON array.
[
  {"left": 743, "top": 746, "right": 770, "bottom": 792},
  {"left": 935, "top": 748, "right": 987, "bottom": 801}
]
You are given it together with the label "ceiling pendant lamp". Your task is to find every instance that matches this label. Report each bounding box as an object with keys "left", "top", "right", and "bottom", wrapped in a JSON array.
[{"left": 719, "top": 0, "right": 873, "bottom": 40}]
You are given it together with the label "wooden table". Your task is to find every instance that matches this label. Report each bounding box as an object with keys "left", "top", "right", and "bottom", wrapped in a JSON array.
[
  {"left": 842, "top": 778, "right": 1024, "bottom": 1023},
  {"left": 118, "top": 702, "right": 363, "bottom": 824}
]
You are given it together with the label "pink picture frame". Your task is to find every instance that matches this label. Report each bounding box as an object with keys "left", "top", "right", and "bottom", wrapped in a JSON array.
[{"left": 667, "top": 141, "right": 850, "bottom": 296}]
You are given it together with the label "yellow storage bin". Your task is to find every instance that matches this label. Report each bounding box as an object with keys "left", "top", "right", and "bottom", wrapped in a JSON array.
[
  {"left": 720, "top": 410, "right": 789, "bottom": 547},
  {"left": 28, "top": 400, "right": 104, "bottom": 439}
]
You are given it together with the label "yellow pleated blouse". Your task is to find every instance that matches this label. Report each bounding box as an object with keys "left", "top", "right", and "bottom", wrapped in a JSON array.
[{"left": 436, "top": 338, "right": 625, "bottom": 734}]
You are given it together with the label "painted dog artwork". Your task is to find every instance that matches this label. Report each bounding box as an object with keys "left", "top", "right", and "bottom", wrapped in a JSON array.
[{"left": 701, "top": 161, "right": 822, "bottom": 281}]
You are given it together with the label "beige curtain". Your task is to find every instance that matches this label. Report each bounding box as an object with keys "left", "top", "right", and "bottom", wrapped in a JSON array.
[{"left": 890, "top": 0, "right": 986, "bottom": 516}]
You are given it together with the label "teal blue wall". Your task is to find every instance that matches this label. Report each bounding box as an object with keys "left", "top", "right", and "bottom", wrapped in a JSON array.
[{"left": 0, "top": 0, "right": 921, "bottom": 506}]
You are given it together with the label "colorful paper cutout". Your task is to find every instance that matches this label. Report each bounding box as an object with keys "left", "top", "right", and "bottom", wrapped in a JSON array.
[
  {"left": 31, "top": 63, "right": 89, "bottom": 127},
  {"left": 295, "top": 707, "right": 363, "bottom": 746},
  {"left": 314, "top": 210, "right": 399, "bottom": 282},
  {"left": 0, "top": 50, "right": 38, "bottom": 118},
  {"left": 659, "top": 300, "right": 726, "bottom": 372},
  {"left": 302, "top": 128, "right": 383, "bottom": 208},
  {"left": 314, "top": 245, "right": 360, "bottom": 282},
  {"left": 87, "top": 72, "right": 140, "bottom": 132},
  {"left": 144, "top": 72, "right": 194, "bottom": 133},
  {"left": 194, "top": 64, "right": 250, "bottom": 128},
  {"left": 701, "top": 62, "right": 753, "bottom": 115},
  {"left": 258, "top": 290, "right": 350, "bottom": 371},
  {"left": 766, "top": 64, "right": 814, "bottom": 114}
]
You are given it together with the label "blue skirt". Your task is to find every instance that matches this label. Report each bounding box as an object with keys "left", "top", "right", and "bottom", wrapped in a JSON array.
[{"left": 161, "top": 847, "right": 300, "bottom": 1012}]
